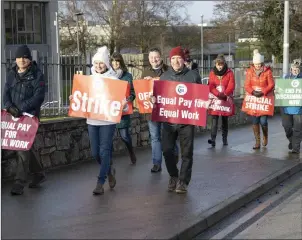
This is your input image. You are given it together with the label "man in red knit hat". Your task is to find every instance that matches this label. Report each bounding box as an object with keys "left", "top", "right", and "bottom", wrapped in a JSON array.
[{"left": 159, "top": 46, "right": 201, "bottom": 193}]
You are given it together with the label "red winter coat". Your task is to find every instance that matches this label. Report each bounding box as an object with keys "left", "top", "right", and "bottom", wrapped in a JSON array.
[
  {"left": 209, "top": 68, "right": 235, "bottom": 97},
  {"left": 244, "top": 66, "right": 275, "bottom": 96},
  {"left": 208, "top": 68, "right": 235, "bottom": 116}
]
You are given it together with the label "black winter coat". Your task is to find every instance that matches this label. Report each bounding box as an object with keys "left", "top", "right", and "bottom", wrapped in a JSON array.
[
  {"left": 160, "top": 66, "right": 201, "bottom": 83},
  {"left": 3, "top": 61, "right": 45, "bottom": 117}
]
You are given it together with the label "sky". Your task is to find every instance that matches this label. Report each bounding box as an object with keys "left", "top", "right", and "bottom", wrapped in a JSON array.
[{"left": 185, "top": 1, "right": 215, "bottom": 24}]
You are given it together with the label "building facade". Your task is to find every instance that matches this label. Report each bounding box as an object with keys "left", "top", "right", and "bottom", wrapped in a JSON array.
[{"left": 1, "top": 0, "right": 59, "bottom": 104}]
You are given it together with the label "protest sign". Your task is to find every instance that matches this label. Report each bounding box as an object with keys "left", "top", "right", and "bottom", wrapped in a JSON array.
[
  {"left": 274, "top": 78, "right": 302, "bottom": 106},
  {"left": 122, "top": 83, "right": 134, "bottom": 115},
  {"left": 1, "top": 110, "right": 39, "bottom": 151},
  {"left": 132, "top": 78, "right": 159, "bottom": 114},
  {"left": 242, "top": 87, "right": 274, "bottom": 116},
  {"left": 208, "top": 92, "right": 235, "bottom": 116},
  {"left": 152, "top": 81, "right": 209, "bottom": 126},
  {"left": 68, "top": 74, "right": 128, "bottom": 123}
]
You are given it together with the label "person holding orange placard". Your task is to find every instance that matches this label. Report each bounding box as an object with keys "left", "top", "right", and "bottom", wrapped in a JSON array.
[
  {"left": 244, "top": 49, "right": 275, "bottom": 149},
  {"left": 71, "top": 46, "right": 126, "bottom": 195}
]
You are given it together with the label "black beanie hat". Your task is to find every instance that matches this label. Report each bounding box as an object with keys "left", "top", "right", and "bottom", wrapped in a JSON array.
[{"left": 15, "top": 45, "right": 32, "bottom": 60}]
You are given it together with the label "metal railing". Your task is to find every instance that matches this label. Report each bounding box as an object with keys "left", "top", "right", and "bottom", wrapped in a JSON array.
[{"left": 1, "top": 53, "right": 283, "bottom": 118}]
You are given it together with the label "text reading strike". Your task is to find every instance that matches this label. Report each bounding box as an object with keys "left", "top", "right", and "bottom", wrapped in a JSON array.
[{"left": 71, "top": 91, "right": 122, "bottom": 116}]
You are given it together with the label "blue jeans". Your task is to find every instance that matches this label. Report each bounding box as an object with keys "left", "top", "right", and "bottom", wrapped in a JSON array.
[
  {"left": 88, "top": 124, "right": 116, "bottom": 184},
  {"left": 118, "top": 128, "right": 132, "bottom": 144},
  {"left": 109, "top": 127, "right": 132, "bottom": 162},
  {"left": 148, "top": 121, "right": 179, "bottom": 166},
  {"left": 252, "top": 116, "right": 268, "bottom": 126}
]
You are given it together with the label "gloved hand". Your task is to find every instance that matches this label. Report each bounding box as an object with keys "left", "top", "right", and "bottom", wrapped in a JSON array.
[
  {"left": 218, "top": 92, "right": 227, "bottom": 101},
  {"left": 252, "top": 91, "right": 264, "bottom": 98},
  {"left": 149, "top": 96, "right": 156, "bottom": 104},
  {"left": 7, "top": 105, "right": 22, "bottom": 118}
]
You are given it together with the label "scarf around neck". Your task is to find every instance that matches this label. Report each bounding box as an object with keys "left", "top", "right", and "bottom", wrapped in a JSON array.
[{"left": 213, "top": 64, "right": 228, "bottom": 76}]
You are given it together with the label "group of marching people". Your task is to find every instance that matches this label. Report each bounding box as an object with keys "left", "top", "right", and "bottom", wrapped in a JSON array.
[
  {"left": 3, "top": 44, "right": 301, "bottom": 196},
  {"left": 208, "top": 49, "right": 301, "bottom": 153}
]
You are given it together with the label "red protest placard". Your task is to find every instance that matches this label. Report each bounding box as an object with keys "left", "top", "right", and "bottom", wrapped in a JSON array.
[
  {"left": 122, "top": 83, "right": 133, "bottom": 115},
  {"left": 1, "top": 110, "right": 39, "bottom": 151},
  {"left": 68, "top": 74, "right": 128, "bottom": 122},
  {"left": 241, "top": 92, "right": 275, "bottom": 116},
  {"left": 151, "top": 81, "right": 209, "bottom": 127},
  {"left": 132, "top": 78, "right": 158, "bottom": 114},
  {"left": 208, "top": 93, "right": 235, "bottom": 116}
]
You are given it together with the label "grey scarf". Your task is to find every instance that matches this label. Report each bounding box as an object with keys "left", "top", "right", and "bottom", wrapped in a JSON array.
[{"left": 115, "top": 69, "right": 124, "bottom": 79}]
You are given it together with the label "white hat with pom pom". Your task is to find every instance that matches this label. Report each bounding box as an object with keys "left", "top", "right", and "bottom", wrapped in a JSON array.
[
  {"left": 92, "top": 46, "right": 110, "bottom": 68},
  {"left": 252, "top": 49, "right": 264, "bottom": 64}
]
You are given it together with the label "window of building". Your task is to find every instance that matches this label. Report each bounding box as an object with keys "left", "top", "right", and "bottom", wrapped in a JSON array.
[{"left": 4, "top": 1, "right": 46, "bottom": 44}]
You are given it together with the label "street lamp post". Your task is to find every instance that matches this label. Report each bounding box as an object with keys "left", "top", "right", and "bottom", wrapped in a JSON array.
[
  {"left": 283, "top": 0, "right": 289, "bottom": 75},
  {"left": 75, "top": 12, "right": 83, "bottom": 56},
  {"left": 54, "top": 12, "right": 61, "bottom": 112},
  {"left": 228, "top": 34, "right": 231, "bottom": 62},
  {"left": 200, "top": 15, "right": 204, "bottom": 79}
]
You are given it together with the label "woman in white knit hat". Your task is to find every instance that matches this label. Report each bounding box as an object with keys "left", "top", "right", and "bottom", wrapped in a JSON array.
[
  {"left": 244, "top": 49, "right": 275, "bottom": 149},
  {"left": 70, "top": 46, "right": 123, "bottom": 195}
]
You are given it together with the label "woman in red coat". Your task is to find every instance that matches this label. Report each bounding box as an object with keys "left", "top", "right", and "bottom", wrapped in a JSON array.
[
  {"left": 208, "top": 54, "right": 235, "bottom": 147},
  {"left": 244, "top": 50, "right": 275, "bottom": 149}
]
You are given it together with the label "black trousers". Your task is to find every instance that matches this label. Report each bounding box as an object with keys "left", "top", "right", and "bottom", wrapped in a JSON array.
[
  {"left": 281, "top": 113, "right": 302, "bottom": 151},
  {"left": 15, "top": 150, "right": 44, "bottom": 184},
  {"left": 210, "top": 115, "right": 229, "bottom": 141},
  {"left": 162, "top": 123, "right": 195, "bottom": 185}
]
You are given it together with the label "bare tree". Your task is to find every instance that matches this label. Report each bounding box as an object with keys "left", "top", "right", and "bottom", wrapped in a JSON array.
[
  {"left": 82, "top": 0, "right": 131, "bottom": 54},
  {"left": 59, "top": 0, "right": 101, "bottom": 58},
  {"left": 59, "top": 0, "right": 190, "bottom": 55},
  {"left": 213, "top": 0, "right": 302, "bottom": 62},
  {"left": 124, "top": 0, "right": 190, "bottom": 53}
]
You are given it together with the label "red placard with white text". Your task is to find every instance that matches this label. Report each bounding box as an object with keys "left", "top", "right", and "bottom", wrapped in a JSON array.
[
  {"left": 1, "top": 110, "right": 39, "bottom": 151},
  {"left": 152, "top": 81, "right": 209, "bottom": 126}
]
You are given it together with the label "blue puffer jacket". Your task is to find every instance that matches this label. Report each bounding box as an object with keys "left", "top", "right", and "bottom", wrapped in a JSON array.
[{"left": 283, "top": 73, "right": 302, "bottom": 115}]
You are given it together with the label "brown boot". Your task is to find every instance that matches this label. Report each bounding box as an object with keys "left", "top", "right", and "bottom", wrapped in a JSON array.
[
  {"left": 252, "top": 124, "right": 261, "bottom": 149},
  {"left": 262, "top": 125, "right": 268, "bottom": 146}
]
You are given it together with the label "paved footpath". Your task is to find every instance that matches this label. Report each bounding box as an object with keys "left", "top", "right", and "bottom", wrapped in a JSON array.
[{"left": 2, "top": 117, "right": 301, "bottom": 239}]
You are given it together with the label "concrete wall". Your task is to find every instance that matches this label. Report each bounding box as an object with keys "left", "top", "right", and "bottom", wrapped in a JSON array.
[{"left": 1, "top": 99, "right": 252, "bottom": 181}]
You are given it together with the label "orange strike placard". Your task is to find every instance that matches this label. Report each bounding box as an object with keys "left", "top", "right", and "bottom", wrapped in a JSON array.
[
  {"left": 122, "top": 83, "right": 133, "bottom": 115},
  {"left": 242, "top": 87, "right": 275, "bottom": 116},
  {"left": 68, "top": 74, "right": 128, "bottom": 123},
  {"left": 133, "top": 78, "right": 159, "bottom": 114}
]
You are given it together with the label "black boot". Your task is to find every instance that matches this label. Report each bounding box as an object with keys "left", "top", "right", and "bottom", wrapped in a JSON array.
[
  {"left": 28, "top": 173, "right": 46, "bottom": 188},
  {"left": 125, "top": 142, "right": 137, "bottom": 165},
  {"left": 208, "top": 137, "right": 216, "bottom": 147},
  {"left": 208, "top": 116, "right": 218, "bottom": 147},
  {"left": 222, "top": 116, "right": 229, "bottom": 146},
  {"left": 11, "top": 182, "right": 25, "bottom": 195}
]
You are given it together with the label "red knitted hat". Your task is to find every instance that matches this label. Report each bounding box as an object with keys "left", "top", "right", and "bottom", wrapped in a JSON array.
[{"left": 169, "top": 46, "right": 185, "bottom": 60}]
